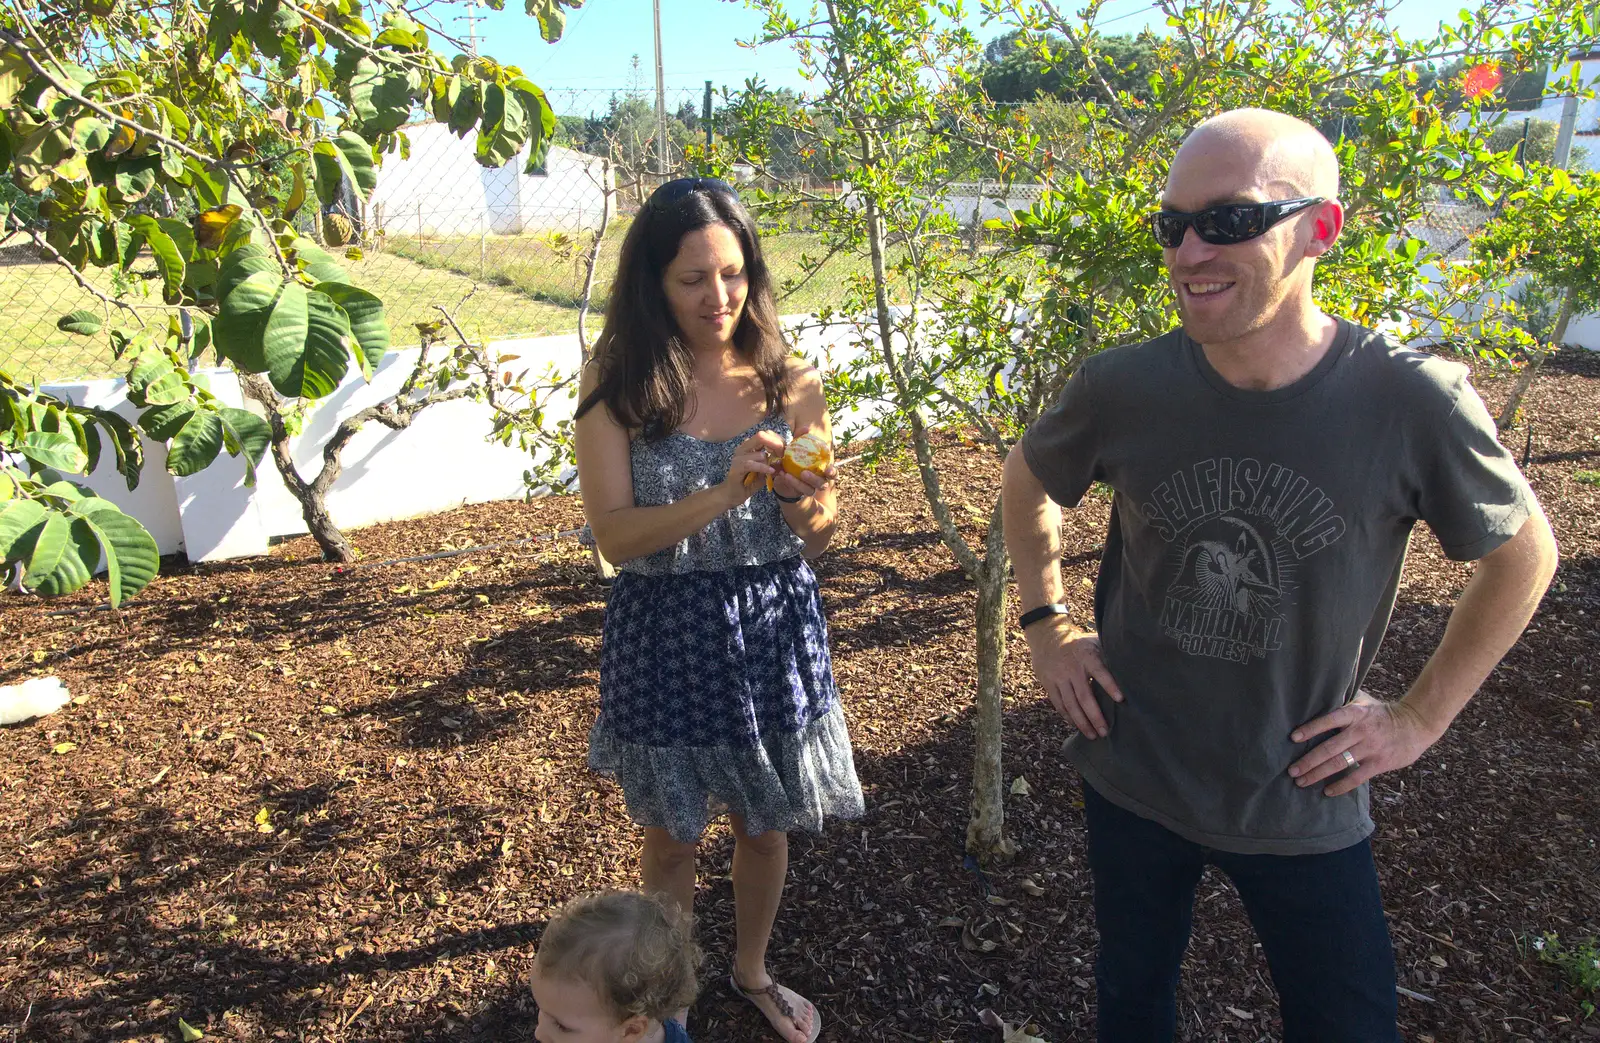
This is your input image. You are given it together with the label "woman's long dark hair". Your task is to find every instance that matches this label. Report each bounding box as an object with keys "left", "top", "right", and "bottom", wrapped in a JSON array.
[{"left": 574, "top": 186, "right": 790, "bottom": 440}]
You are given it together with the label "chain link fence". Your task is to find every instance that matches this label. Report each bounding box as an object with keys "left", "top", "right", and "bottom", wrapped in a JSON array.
[{"left": 0, "top": 87, "right": 911, "bottom": 383}]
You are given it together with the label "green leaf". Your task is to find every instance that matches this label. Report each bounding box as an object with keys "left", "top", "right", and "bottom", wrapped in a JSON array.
[
  {"left": 0, "top": 471, "right": 13, "bottom": 501},
  {"left": 332, "top": 131, "right": 378, "bottom": 199},
  {"left": 57, "top": 310, "right": 103, "bottom": 336},
  {"left": 348, "top": 59, "right": 413, "bottom": 134},
  {"left": 218, "top": 406, "right": 271, "bottom": 485},
  {"left": 167, "top": 409, "right": 224, "bottom": 476},
  {"left": 217, "top": 244, "right": 278, "bottom": 303},
  {"left": 312, "top": 142, "right": 343, "bottom": 206},
  {"left": 0, "top": 499, "right": 47, "bottom": 562},
  {"left": 68, "top": 498, "right": 158, "bottom": 607},
  {"left": 214, "top": 270, "right": 284, "bottom": 373},
  {"left": 80, "top": 406, "right": 142, "bottom": 489},
  {"left": 0, "top": 47, "right": 29, "bottom": 109},
  {"left": 269, "top": 287, "right": 351, "bottom": 398},
  {"left": 512, "top": 81, "right": 556, "bottom": 174},
  {"left": 139, "top": 401, "right": 197, "bottom": 441},
  {"left": 126, "top": 215, "right": 185, "bottom": 303},
  {"left": 26, "top": 512, "right": 100, "bottom": 593},
  {"left": 316, "top": 283, "right": 389, "bottom": 375},
  {"left": 19, "top": 431, "right": 88, "bottom": 473},
  {"left": 474, "top": 83, "right": 528, "bottom": 168}
]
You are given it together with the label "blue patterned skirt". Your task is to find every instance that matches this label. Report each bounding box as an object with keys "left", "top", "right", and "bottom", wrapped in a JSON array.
[{"left": 588, "top": 556, "right": 865, "bottom": 843}]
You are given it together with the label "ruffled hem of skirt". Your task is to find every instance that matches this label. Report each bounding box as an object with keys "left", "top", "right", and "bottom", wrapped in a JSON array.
[{"left": 587, "top": 704, "right": 865, "bottom": 843}]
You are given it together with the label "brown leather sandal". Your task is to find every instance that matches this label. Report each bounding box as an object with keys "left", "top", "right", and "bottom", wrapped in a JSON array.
[{"left": 729, "top": 974, "right": 822, "bottom": 1043}]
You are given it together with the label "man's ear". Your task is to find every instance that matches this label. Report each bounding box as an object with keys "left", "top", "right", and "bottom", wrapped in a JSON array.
[{"left": 1306, "top": 200, "right": 1345, "bottom": 257}]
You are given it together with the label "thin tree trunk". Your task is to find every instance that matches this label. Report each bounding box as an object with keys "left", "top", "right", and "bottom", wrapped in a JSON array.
[
  {"left": 241, "top": 374, "right": 358, "bottom": 563},
  {"left": 968, "top": 548, "right": 1016, "bottom": 864},
  {"left": 1497, "top": 290, "right": 1573, "bottom": 433}
]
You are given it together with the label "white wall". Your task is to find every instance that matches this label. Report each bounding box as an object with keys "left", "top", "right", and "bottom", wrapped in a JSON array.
[
  {"left": 37, "top": 317, "right": 880, "bottom": 564},
  {"left": 370, "top": 123, "right": 611, "bottom": 238}
]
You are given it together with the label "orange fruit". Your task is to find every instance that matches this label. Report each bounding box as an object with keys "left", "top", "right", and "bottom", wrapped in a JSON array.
[{"left": 780, "top": 432, "right": 832, "bottom": 480}]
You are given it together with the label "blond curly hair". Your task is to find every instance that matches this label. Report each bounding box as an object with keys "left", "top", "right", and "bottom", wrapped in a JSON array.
[{"left": 534, "top": 890, "right": 700, "bottom": 1021}]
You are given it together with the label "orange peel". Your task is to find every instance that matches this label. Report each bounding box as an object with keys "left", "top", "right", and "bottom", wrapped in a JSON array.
[{"left": 742, "top": 432, "right": 833, "bottom": 492}]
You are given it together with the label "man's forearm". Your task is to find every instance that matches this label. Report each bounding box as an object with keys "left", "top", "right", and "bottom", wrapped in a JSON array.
[
  {"left": 1401, "top": 508, "right": 1559, "bottom": 733},
  {"left": 1002, "top": 448, "right": 1067, "bottom": 610}
]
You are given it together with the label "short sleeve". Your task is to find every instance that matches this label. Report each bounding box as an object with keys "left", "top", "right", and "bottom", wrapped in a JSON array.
[
  {"left": 1412, "top": 375, "right": 1535, "bottom": 561},
  {"left": 1020, "top": 363, "right": 1104, "bottom": 509}
]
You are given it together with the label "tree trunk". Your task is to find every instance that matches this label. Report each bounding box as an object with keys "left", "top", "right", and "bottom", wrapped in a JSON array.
[
  {"left": 240, "top": 374, "right": 358, "bottom": 563},
  {"left": 967, "top": 555, "right": 1016, "bottom": 864},
  {"left": 1497, "top": 289, "right": 1573, "bottom": 434}
]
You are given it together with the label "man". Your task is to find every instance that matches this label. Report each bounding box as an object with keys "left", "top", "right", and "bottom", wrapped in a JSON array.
[{"left": 1002, "top": 107, "right": 1559, "bottom": 1041}]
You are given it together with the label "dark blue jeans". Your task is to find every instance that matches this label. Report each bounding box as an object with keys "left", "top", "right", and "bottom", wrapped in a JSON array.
[{"left": 1083, "top": 783, "right": 1400, "bottom": 1043}]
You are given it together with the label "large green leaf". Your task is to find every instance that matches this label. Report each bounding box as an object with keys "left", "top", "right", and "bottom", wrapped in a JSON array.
[
  {"left": 80, "top": 406, "right": 142, "bottom": 489},
  {"left": 167, "top": 408, "right": 224, "bottom": 476},
  {"left": 19, "top": 431, "right": 88, "bottom": 473},
  {"left": 312, "top": 142, "right": 343, "bottom": 206},
  {"left": 126, "top": 350, "right": 189, "bottom": 407},
  {"left": 218, "top": 406, "right": 271, "bottom": 485},
  {"left": 332, "top": 131, "right": 378, "bottom": 199},
  {"left": 217, "top": 244, "right": 278, "bottom": 303},
  {"left": 56, "top": 309, "right": 104, "bottom": 336},
  {"left": 349, "top": 59, "right": 413, "bottom": 135},
  {"left": 214, "top": 270, "right": 284, "bottom": 373},
  {"left": 316, "top": 283, "right": 389, "bottom": 376},
  {"left": 127, "top": 214, "right": 185, "bottom": 303},
  {"left": 25, "top": 514, "right": 99, "bottom": 597},
  {"left": 139, "top": 401, "right": 197, "bottom": 441},
  {"left": 268, "top": 286, "right": 351, "bottom": 398},
  {"left": 475, "top": 84, "right": 528, "bottom": 169},
  {"left": 263, "top": 279, "right": 310, "bottom": 389},
  {"left": 68, "top": 499, "right": 158, "bottom": 607},
  {"left": 0, "top": 499, "right": 47, "bottom": 562},
  {"left": 510, "top": 79, "right": 558, "bottom": 174}
]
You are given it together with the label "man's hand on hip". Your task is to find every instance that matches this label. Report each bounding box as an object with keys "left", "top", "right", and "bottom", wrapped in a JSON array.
[
  {"left": 1288, "top": 691, "right": 1444, "bottom": 797},
  {"left": 1024, "top": 618, "right": 1124, "bottom": 739}
]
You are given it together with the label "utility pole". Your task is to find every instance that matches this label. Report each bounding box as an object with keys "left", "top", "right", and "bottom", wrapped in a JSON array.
[
  {"left": 704, "top": 80, "right": 713, "bottom": 150},
  {"left": 652, "top": 0, "right": 669, "bottom": 174},
  {"left": 456, "top": 0, "right": 482, "bottom": 56}
]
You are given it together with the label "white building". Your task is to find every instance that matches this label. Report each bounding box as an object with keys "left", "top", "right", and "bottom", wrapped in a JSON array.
[{"left": 369, "top": 121, "right": 612, "bottom": 238}]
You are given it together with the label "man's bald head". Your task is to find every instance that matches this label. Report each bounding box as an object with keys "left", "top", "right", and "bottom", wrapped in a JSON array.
[{"left": 1170, "top": 108, "right": 1340, "bottom": 203}]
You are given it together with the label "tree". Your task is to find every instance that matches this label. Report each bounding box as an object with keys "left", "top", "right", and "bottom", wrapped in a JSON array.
[
  {"left": 1473, "top": 165, "right": 1600, "bottom": 430},
  {"left": 1487, "top": 117, "right": 1590, "bottom": 169},
  {"left": 979, "top": 30, "right": 1160, "bottom": 106},
  {"left": 0, "top": 0, "right": 579, "bottom": 574},
  {"left": 730, "top": 0, "right": 1593, "bottom": 864}
]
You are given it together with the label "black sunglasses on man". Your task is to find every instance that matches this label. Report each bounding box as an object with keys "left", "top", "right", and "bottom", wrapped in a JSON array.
[{"left": 1148, "top": 196, "right": 1325, "bottom": 248}]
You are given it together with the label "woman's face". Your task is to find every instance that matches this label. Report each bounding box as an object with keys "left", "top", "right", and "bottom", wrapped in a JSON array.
[{"left": 662, "top": 223, "right": 749, "bottom": 352}]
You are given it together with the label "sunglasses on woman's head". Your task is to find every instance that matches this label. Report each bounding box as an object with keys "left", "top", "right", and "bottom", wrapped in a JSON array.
[
  {"left": 1148, "top": 196, "right": 1325, "bottom": 248},
  {"left": 647, "top": 176, "right": 741, "bottom": 211}
]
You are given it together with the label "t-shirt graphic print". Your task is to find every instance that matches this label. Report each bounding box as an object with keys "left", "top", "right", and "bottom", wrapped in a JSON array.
[{"left": 1146, "top": 456, "right": 1348, "bottom": 663}]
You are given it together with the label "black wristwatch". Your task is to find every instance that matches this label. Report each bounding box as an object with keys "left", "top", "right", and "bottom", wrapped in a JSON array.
[{"left": 1019, "top": 603, "right": 1070, "bottom": 630}]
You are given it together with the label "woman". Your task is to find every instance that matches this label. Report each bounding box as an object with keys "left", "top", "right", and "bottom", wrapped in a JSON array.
[{"left": 574, "top": 177, "right": 864, "bottom": 1043}]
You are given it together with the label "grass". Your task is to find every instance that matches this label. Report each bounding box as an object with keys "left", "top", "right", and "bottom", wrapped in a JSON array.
[
  {"left": 0, "top": 224, "right": 917, "bottom": 384},
  {"left": 1575, "top": 470, "right": 1600, "bottom": 487}
]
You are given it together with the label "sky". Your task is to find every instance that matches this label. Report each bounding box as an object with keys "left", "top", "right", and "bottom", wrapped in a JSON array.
[{"left": 428, "top": 0, "right": 1474, "bottom": 118}]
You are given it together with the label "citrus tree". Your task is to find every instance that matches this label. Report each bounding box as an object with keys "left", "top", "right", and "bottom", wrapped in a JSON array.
[
  {"left": 0, "top": 0, "right": 578, "bottom": 580},
  {"left": 730, "top": 0, "right": 1595, "bottom": 862}
]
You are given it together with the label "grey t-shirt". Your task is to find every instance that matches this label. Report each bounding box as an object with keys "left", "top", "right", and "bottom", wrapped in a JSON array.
[{"left": 1020, "top": 321, "right": 1535, "bottom": 855}]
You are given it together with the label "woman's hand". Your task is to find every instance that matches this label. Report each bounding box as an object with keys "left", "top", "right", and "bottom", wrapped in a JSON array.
[
  {"left": 771, "top": 461, "right": 836, "bottom": 503},
  {"left": 720, "top": 430, "right": 784, "bottom": 506}
]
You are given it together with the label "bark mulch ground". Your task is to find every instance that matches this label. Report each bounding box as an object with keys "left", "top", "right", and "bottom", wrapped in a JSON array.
[{"left": 1, "top": 350, "right": 1597, "bottom": 1043}]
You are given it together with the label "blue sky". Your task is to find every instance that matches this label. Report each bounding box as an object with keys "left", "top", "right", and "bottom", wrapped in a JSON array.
[{"left": 434, "top": 0, "right": 1466, "bottom": 118}]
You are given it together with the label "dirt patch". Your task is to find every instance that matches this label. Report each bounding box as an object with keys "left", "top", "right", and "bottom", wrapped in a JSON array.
[{"left": 1, "top": 350, "right": 1596, "bottom": 1042}]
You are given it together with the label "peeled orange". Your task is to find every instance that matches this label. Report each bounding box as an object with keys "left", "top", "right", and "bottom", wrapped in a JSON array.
[{"left": 743, "top": 432, "right": 833, "bottom": 492}]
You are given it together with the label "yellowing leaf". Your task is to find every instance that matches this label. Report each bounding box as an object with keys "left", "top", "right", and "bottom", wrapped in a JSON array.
[
  {"left": 52, "top": 741, "right": 78, "bottom": 754},
  {"left": 1009, "top": 776, "right": 1032, "bottom": 796},
  {"left": 978, "top": 1008, "right": 1050, "bottom": 1043},
  {"left": 192, "top": 204, "right": 243, "bottom": 251},
  {"left": 179, "top": 1016, "right": 205, "bottom": 1041},
  {"left": 254, "top": 807, "right": 274, "bottom": 833}
]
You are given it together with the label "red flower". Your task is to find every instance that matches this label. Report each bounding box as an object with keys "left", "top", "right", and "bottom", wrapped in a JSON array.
[{"left": 1461, "top": 63, "right": 1502, "bottom": 100}]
